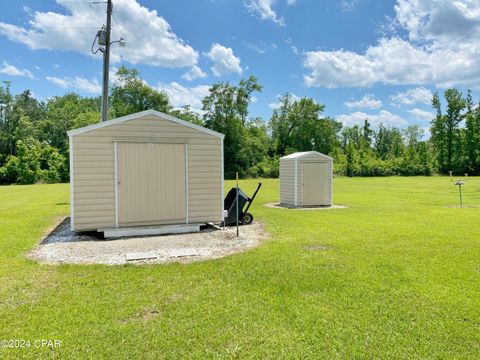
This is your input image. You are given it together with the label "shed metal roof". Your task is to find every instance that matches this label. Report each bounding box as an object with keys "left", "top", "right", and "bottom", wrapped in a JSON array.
[
  {"left": 281, "top": 151, "right": 333, "bottom": 160},
  {"left": 67, "top": 109, "right": 225, "bottom": 139}
]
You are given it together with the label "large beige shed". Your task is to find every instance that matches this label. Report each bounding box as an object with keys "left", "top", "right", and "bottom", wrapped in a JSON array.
[
  {"left": 280, "top": 151, "right": 333, "bottom": 207},
  {"left": 68, "top": 110, "right": 224, "bottom": 236}
]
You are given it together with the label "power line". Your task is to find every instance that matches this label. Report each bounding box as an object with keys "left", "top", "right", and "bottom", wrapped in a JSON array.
[
  {"left": 0, "top": 24, "right": 101, "bottom": 29},
  {"left": 1, "top": 1, "right": 93, "bottom": 3},
  {"left": 111, "top": 12, "right": 123, "bottom": 34}
]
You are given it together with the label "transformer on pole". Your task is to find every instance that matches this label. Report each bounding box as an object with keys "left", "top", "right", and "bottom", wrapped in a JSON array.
[{"left": 91, "top": 0, "right": 126, "bottom": 122}]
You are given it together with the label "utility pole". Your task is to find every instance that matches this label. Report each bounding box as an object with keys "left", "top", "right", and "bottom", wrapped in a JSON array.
[
  {"left": 101, "top": 0, "right": 113, "bottom": 122},
  {"left": 92, "top": 0, "right": 125, "bottom": 122}
]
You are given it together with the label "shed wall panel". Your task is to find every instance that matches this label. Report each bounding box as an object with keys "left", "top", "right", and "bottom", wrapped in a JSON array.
[
  {"left": 280, "top": 159, "right": 296, "bottom": 205},
  {"left": 280, "top": 152, "right": 333, "bottom": 207},
  {"left": 71, "top": 114, "right": 222, "bottom": 231}
]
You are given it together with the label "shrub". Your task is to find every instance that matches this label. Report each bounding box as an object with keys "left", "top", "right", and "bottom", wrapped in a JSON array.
[
  {"left": 0, "top": 156, "right": 20, "bottom": 184},
  {"left": 1, "top": 139, "right": 68, "bottom": 184}
]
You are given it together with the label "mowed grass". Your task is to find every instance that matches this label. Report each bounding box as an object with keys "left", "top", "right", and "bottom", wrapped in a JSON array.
[{"left": 1, "top": 177, "right": 480, "bottom": 359}]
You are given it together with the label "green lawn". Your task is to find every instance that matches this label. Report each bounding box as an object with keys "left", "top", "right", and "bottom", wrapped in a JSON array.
[{"left": 1, "top": 177, "right": 480, "bottom": 358}]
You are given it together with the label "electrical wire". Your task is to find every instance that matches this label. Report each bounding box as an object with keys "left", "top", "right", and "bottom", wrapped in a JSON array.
[
  {"left": 0, "top": 1, "right": 94, "bottom": 3},
  {"left": 0, "top": 24, "right": 100, "bottom": 29},
  {"left": 112, "top": 12, "right": 120, "bottom": 29},
  {"left": 0, "top": 0, "right": 105, "bottom": 30}
]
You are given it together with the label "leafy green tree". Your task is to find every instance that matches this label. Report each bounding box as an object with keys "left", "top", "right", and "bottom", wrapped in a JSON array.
[
  {"left": 2, "top": 138, "right": 67, "bottom": 184},
  {"left": 312, "top": 117, "right": 342, "bottom": 155},
  {"left": 14, "top": 139, "right": 41, "bottom": 184},
  {"left": 0, "top": 155, "right": 18, "bottom": 184},
  {"left": 14, "top": 115, "right": 39, "bottom": 142},
  {"left": 73, "top": 111, "right": 102, "bottom": 129},
  {"left": 0, "top": 90, "right": 45, "bottom": 157},
  {"left": 270, "top": 94, "right": 339, "bottom": 156},
  {"left": 240, "top": 118, "right": 272, "bottom": 177},
  {"left": 374, "top": 124, "right": 404, "bottom": 160},
  {"left": 403, "top": 125, "right": 424, "bottom": 147},
  {"left": 431, "top": 89, "right": 466, "bottom": 174},
  {"left": 342, "top": 125, "right": 363, "bottom": 150},
  {"left": 110, "top": 66, "right": 171, "bottom": 118},
  {"left": 463, "top": 91, "right": 480, "bottom": 174},
  {"left": 443, "top": 89, "right": 466, "bottom": 172},
  {"left": 362, "top": 119, "right": 373, "bottom": 147},
  {"left": 42, "top": 93, "right": 100, "bottom": 154},
  {"left": 169, "top": 105, "right": 203, "bottom": 125},
  {"left": 418, "top": 142, "right": 434, "bottom": 175},
  {"left": 202, "top": 77, "right": 262, "bottom": 178},
  {"left": 430, "top": 92, "right": 446, "bottom": 173},
  {"left": 345, "top": 142, "right": 357, "bottom": 177},
  {"left": 39, "top": 143, "right": 67, "bottom": 183},
  {"left": 237, "top": 76, "right": 263, "bottom": 125},
  {"left": 0, "top": 81, "right": 14, "bottom": 157}
]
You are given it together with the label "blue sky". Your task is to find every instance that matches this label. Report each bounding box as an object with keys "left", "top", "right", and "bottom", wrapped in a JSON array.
[{"left": 1, "top": 0, "right": 480, "bottom": 135}]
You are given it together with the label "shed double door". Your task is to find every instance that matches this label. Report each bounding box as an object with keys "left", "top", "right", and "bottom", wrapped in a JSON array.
[
  {"left": 302, "top": 162, "right": 327, "bottom": 206},
  {"left": 117, "top": 142, "right": 186, "bottom": 226}
]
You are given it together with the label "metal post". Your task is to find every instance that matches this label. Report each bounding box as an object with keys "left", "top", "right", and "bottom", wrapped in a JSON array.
[
  {"left": 459, "top": 183, "right": 463, "bottom": 208},
  {"left": 101, "top": 0, "right": 113, "bottom": 122},
  {"left": 236, "top": 172, "right": 239, "bottom": 237}
]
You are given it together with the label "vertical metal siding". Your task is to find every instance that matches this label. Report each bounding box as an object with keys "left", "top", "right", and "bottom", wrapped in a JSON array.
[
  {"left": 280, "top": 152, "right": 333, "bottom": 207},
  {"left": 279, "top": 158, "right": 296, "bottom": 205},
  {"left": 117, "top": 142, "right": 186, "bottom": 225}
]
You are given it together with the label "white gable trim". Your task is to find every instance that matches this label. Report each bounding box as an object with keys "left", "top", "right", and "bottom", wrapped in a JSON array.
[
  {"left": 281, "top": 151, "right": 333, "bottom": 161},
  {"left": 67, "top": 109, "right": 225, "bottom": 139}
]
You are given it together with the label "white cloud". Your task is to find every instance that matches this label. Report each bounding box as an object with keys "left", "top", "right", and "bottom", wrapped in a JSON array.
[
  {"left": 408, "top": 108, "right": 434, "bottom": 121},
  {"left": 46, "top": 76, "right": 101, "bottom": 93},
  {"left": 0, "top": 62, "right": 34, "bottom": 79},
  {"left": 285, "top": 37, "right": 299, "bottom": 55},
  {"left": 205, "top": 43, "right": 243, "bottom": 76},
  {"left": 390, "top": 87, "right": 433, "bottom": 105},
  {"left": 393, "top": 0, "right": 480, "bottom": 43},
  {"left": 73, "top": 77, "right": 102, "bottom": 93},
  {"left": 46, "top": 76, "right": 69, "bottom": 88},
  {"left": 0, "top": 0, "right": 198, "bottom": 68},
  {"left": 245, "top": 0, "right": 285, "bottom": 26},
  {"left": 287, "top": 0, "right": 297, "bottom": 5},
  {"left": 268, "top": 93, "right": 300, "bottom": 109},
  {"left": 344, "top": 94, "right": 382, "bottom": 109},
  {"left": 337, "top": 110, "right": 408, "bottom": 127},
  {"left": 303, "top": 0, "right": 480, "bottom": 89},
  {"left": 340, "top": 0, "right": 358, "bottom": 12},
  {"left": 181, "top": 65, "right": 207, "bottom": 81},
  {"left": 244, "top": 41, "right": 268, "bottom": 54},
  {"left": 157, "top": 82, "right": 210, "bottom": 112}
]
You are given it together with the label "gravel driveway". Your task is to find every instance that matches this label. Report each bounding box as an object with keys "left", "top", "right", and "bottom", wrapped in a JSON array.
[{"left": 28, "top": 218, "right": 266, "bottom": 265}]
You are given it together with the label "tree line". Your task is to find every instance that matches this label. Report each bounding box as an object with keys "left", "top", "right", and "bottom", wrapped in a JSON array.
[{"left": 1, "top": 66, "right": 479, "bottom": 184}]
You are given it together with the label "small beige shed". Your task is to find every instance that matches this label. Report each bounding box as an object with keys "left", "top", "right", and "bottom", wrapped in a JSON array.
[
  {"left": 280, "top": 151, "right": 333, "bottom": 207},
  {"left": 68, "top": 110, "right": 224, "bottom": 236}
]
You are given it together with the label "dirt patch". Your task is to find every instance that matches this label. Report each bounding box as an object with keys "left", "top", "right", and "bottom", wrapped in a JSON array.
[
  {"left": 120, "top": 307, "right": 160, "bottom": 324},
  {"left": 28, "top": 218, "right": 267, "bottom": 265},
  {"left": 263, "top": 203, "right": 347, "bottom": 210}
]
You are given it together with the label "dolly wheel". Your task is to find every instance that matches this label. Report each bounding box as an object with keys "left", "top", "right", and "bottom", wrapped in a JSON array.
[{"left": 242, "top": 213, "right": 253, "bottom": 225}]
